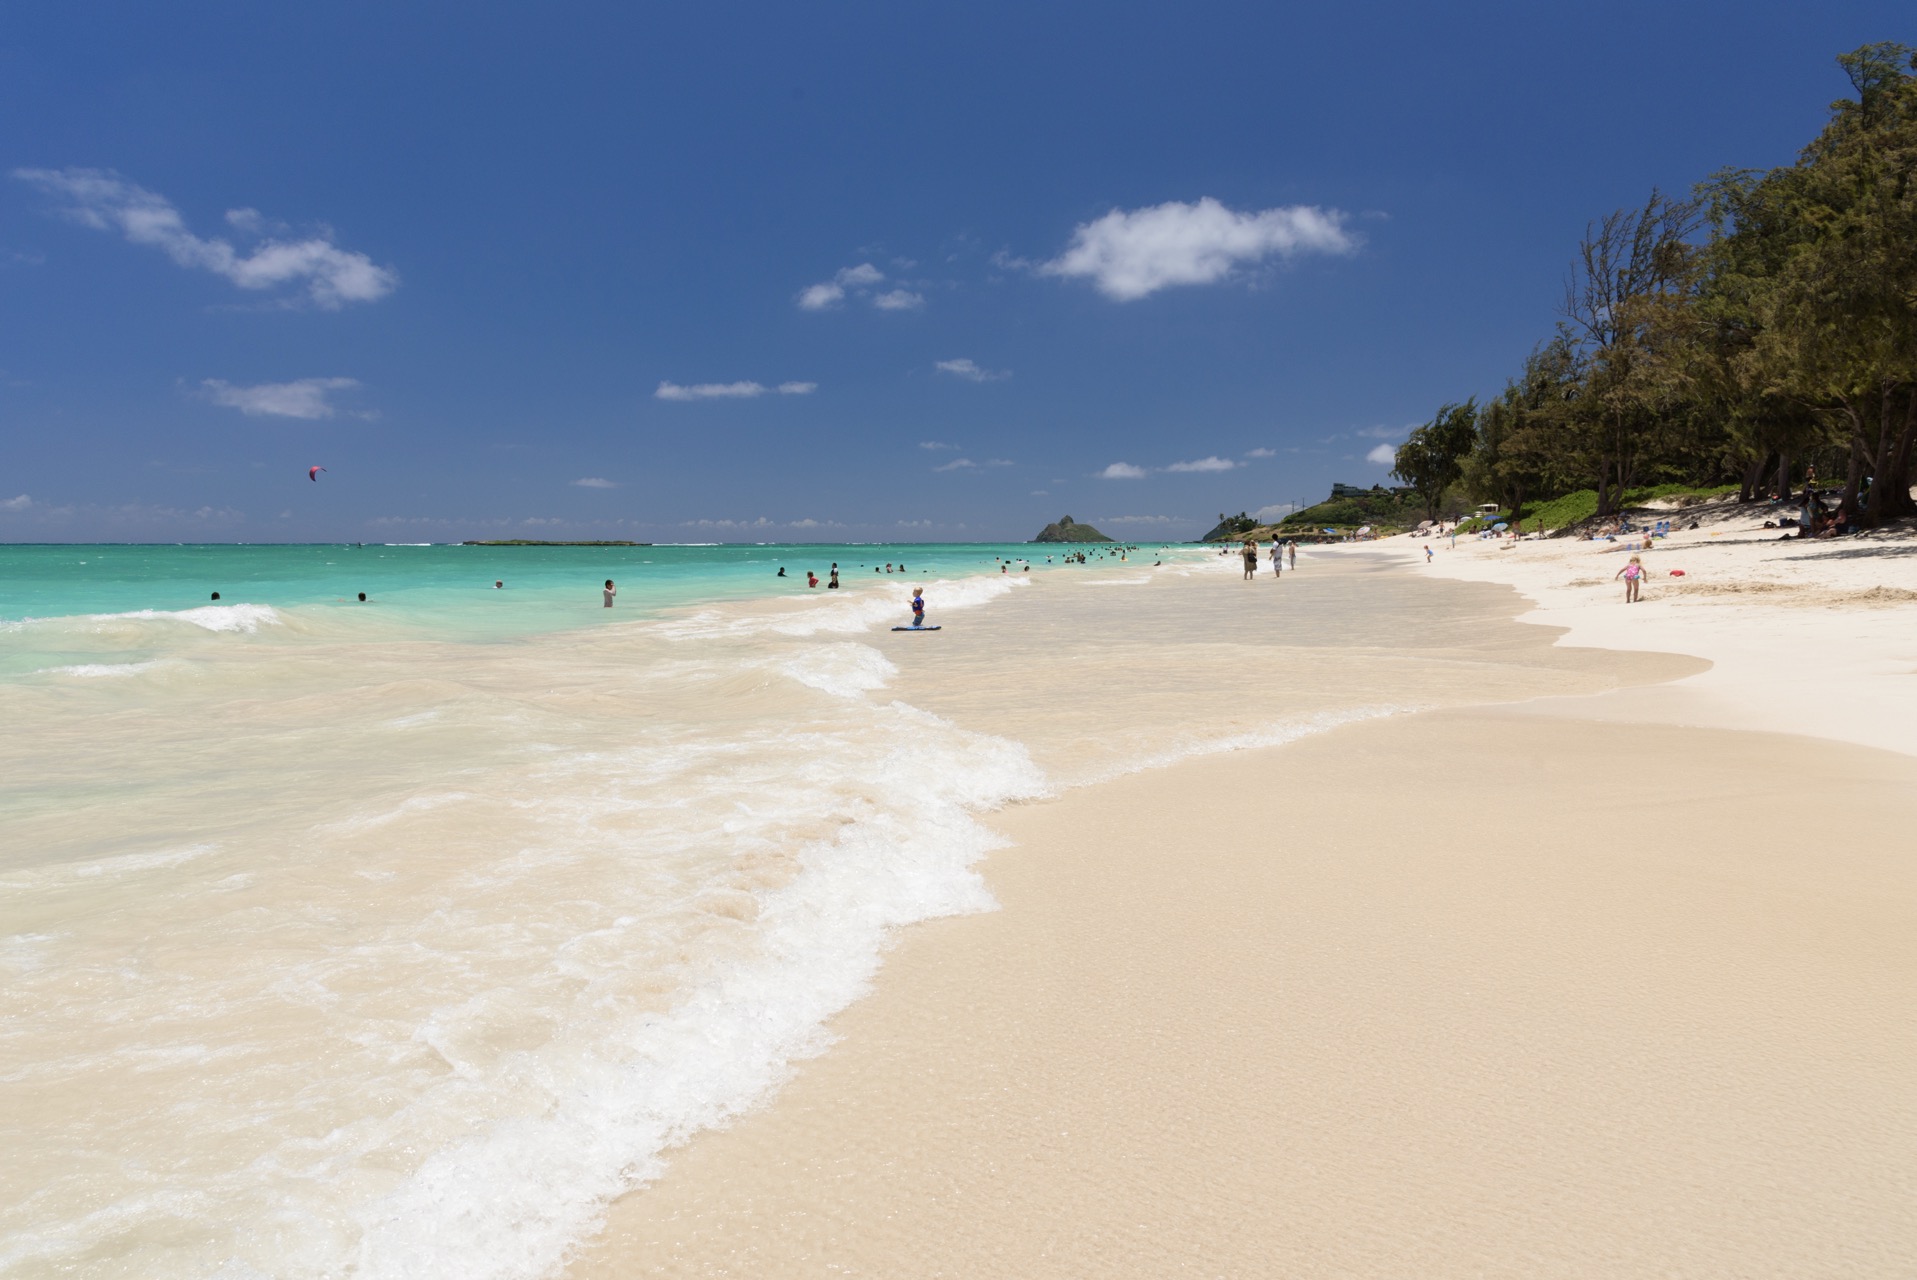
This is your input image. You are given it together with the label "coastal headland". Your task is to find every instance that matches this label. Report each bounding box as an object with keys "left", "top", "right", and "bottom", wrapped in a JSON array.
[{"left": 567, "top": 518, "right": 1917, "bottom": 1277}]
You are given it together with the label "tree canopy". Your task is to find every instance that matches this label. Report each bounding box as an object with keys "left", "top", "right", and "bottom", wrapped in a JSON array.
[{"left": 1418, "top": 43, "right": 1917, "bottom": 527}]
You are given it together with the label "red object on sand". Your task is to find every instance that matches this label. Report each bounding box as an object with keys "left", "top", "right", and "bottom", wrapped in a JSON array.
[{"left": 1669, "top": 569, "right": 1686, "bottom": 576}]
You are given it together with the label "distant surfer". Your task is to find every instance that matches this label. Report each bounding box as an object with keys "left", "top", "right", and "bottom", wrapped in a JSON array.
[
  {"left": 603, "top": 579, "right": 616, "bottom": 608},
  {"left": 910, "top": 588, "right": 925, "bottom": 627}
]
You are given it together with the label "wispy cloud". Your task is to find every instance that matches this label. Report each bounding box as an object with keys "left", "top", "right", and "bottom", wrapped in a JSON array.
[
  {"left": 873, "top": 288, "right": 924, "bottom": 310},
  {"left": 796, "top": 262, "right": 888, "bottom": 311},
  {"left": 934, "top": 456, "right": 1013, "bottom": 473},
  {"left": 1, "top": 494, "right": 31, "bottom": 511},
  {"left": 572, "top": 477, "right": 617, "bottom": 489},
  {"left": 1040, "top": 197, "right": 1355, "bottom": 301},
  {"left": 202, "top": 377, "right": 361, "bottom": 419},
  {"left": 1099, "top": 462, "right": 1148, "bottom": 480},
  {"left": 1100, "top": 514, "right": 1182, "bottom": 525},
  {"left": 14, "top": 168, "right": 397, "bottom": 308},
  {"left": 1245, "top": 447, "right": 1276, "bottom": 458},
  {"left": 919, "top": 440, "right": 959, "bottom": 451},
  {"left": 934, "top": 357, "right": 1009, "bottom": 383},
  {"left": 1366, "top": 443, "right": 1397, "bottom": 465},
  {"left": 1164, "top": 456, "right": 1236, "bottom": 473},
  {"left": 682, "top": 515, "right": 846, "bottom": 531},
  {"left": 1253, "top": 503, "right": 1299, "bottom": 522},
  {"left": 655, "top": 380, "right": 816, "bottom": 401}
]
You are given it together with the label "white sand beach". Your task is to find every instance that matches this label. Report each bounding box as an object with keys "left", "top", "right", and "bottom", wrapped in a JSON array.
[{"left": 566, "top": 526, "right": 1917, "bottom": 1278}]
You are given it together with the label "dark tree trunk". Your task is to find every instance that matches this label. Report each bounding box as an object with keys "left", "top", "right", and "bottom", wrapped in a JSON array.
[
  {"left": 1740, "top": 452, "right": 1775, "bottom": 503},
  {"left": 1774, "top": 454, "right": 1792, "bottom": 501},
  {"left": 1840, "top": 437, "right": 1865, "bottom": 518}
]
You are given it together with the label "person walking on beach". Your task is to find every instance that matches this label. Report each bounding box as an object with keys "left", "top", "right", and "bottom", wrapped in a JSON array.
[
  {"left": 1615, "top": 555, "right": 1646, "bottom": 604},
  {"left": 1287, "top": 541, "right": 1297, "bottom": 570},
  {"left": 603, "top": 579, "right": 616, "bottom": 607},
  {"left": 1270, "top": 537, "right": 1283, "bottom": 577},
  {"left": 1241, "top": 539, "right": 1258, "bottom": 580}
]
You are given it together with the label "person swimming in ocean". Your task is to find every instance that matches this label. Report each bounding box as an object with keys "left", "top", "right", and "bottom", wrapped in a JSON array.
[
  {"left": 807, "top": 571, "right": 818, "bottom": 587},
  {"left": 777, "top": 566, "right": 786, "bottom": 577},
  {"left": 828, "top": 563, "right": 840, "bottom": 589}
]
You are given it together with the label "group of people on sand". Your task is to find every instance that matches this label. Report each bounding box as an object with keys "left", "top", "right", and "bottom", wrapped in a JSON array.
[{"left": 1240, "top": 537, "right": 1297, "bottom": 580}]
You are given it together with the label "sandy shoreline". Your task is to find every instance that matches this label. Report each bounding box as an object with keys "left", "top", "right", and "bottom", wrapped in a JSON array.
[{"left": 566, "top": 532, "right": 1917, "bottom": 1278}]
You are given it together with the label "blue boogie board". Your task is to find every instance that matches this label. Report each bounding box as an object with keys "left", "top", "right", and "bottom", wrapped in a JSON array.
[{"left": 891, "top": 625, "right": 941, "bottom": 631}]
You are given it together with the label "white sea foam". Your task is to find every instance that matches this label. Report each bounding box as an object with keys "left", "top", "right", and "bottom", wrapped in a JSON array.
[
  {"left": 652, "top": 573, "right": 1025, "bottom": 640},
  {"left": 42, "top": 660, "right": 164, "bottom": 678},
  {"left": 1073, "top": 705, "right": 1418, "bottom": 786},
  {"left": 340, "top": 704, "right": 1047, "bottom": 1280},
  {"left": 777, "top": 642, "right": 897, "bottom": 698},
  {"left": 87, "top": 603, "right": 283, "bottom": 633}
]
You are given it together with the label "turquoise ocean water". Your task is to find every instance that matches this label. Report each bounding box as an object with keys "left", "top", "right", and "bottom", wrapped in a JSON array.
[{"left": 0, "top": 541, "right": 1137, "bottom": 677}]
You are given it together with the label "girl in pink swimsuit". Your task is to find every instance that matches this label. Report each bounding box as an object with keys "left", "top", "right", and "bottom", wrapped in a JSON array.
[{"left": 1615, "top": 554, "right": 1646, "bottom": 604}]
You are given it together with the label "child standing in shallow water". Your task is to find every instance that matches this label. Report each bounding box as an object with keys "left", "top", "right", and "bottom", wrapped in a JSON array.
[{"left": 1615, "top": 554, "right": 1646, "bottom": 603}]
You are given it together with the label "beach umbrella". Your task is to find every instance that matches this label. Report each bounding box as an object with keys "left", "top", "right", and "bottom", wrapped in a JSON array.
[{"left": 1492, "top": 522, "right": 1508, "bottom": 531}]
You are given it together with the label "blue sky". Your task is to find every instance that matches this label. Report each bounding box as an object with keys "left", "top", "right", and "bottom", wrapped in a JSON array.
[{"left": 1, "top": 1, "right": 1907, "bottom": 543}]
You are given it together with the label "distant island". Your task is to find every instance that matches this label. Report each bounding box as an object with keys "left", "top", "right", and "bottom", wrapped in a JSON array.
[
  {"left": 461, "top": 540, "right": 653, "bottom": 547},
  {"left": 1032, "top": 515, "right": 1114, "bottom": 544}
]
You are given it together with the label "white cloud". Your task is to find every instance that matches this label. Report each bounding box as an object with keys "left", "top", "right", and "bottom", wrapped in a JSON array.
[
  {"left": 572, "top": 477, "right": 617, "bottom": 489},
  {"left": 1030, "top": 489, "right": 1049, "bottom": 496},
  {"left": 655, "top": 379, "right": 815, "bottom": 401},
  {"left": 202, "top": 377, "right": 361, "bottom": 419},
  {"left": 1164, "top": 456, "right": 1236, "bottom": 473},
  {"left": 1099, "top": 462, "right": 1148, "bottom": 479},
  {"left": 1253, "top": 503, "right": 1299, "bottom": 522},
  {"left": 1245, "top": 447, "right": 1276, "bottom": 458},
  {"left": 1040, "top": 196, "right": 1355, "bottom": 301},
  {"left": 919, "top": 440, "right": 959, "bottom": 451},
  {"left": 935, "top": 458, "right": 978, "bottom": 472},
  {"left": 1356, "top": 424, "right": 1412, "bottom": 439},
  {"left": 897, "top": 519, "right": 932, "bottom": 528},
  {"left": 935, "top": 357, "right": 1009, "bottom": 383},
  {"left": 1100, "top": 514, "right": 1181, "bottom": 525},
  {"left": 1366, "top": 443, "right": 1398, "bottom": 465},
  {"left": 1, "top": 494, "right": 31, "bottom": 511},
  {"left": 873, "top": 288, "right": 924, "bottom": 310},
  {"left": 796, "top": 262, "right": 886, "bottom": 310},
  {"left": 15, "top": 168, "right": 397, "bottom": 308},
  {"left": 796, "top": 282, "right": 844, "bottom": 310}
]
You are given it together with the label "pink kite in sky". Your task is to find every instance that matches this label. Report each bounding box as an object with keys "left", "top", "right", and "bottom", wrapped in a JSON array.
[{"left": 308, "top": 466, "right": 326, "bottom": 482}]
